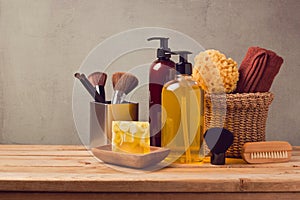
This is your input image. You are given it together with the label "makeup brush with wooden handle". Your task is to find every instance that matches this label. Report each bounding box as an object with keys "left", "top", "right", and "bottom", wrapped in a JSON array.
[
  {"left": 88, "top": 72, "right": 107, "bottom": 102},
  {"left": 112, "top": 73, "right": 139, "bottom": 104},
  {"left": 74, "top": 73, "right": 105, "bottom": 103}
]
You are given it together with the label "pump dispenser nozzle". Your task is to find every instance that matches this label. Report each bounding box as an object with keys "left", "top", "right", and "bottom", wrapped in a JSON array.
[
  {"left": 147, "top": 37, "right": 172, "bottom": 59},
  {"left": 173, "top": 51, "right": 193, "bottom": 75}
]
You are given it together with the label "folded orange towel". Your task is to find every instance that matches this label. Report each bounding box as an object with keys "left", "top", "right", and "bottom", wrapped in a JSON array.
[{"left": 236, "top": 47, "right": 283, "bottom": 93}]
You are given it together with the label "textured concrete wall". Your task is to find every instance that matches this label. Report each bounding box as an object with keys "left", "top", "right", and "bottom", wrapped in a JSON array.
[{"left": 0, "top": 0, "right": 299, "bottom": 145}]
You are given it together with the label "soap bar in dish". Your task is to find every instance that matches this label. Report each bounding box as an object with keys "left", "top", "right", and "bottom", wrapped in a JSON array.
[{"left": 112, "top": 121, "right": 150, "bottom": 154}]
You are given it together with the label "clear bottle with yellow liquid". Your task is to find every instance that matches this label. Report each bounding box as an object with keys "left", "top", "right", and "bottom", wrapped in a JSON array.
[{"left": 161, "top": 51, "right": 204, "bottom": 164}]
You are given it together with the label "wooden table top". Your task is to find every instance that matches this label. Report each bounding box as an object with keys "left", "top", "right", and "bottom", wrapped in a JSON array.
[{"left": 0, "top": 145, "right": 299, "bottom": 200}]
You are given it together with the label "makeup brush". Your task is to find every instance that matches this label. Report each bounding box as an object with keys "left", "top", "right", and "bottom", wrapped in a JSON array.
[
  {"left": 79, "top": 73, "right": 105, "bottom": 103},
  {"left": 74, "top": 72, "right": 105, "bottom": 103},
  {"left": 88, "top": 72, "right": 107, "bottom": 102},
  {"left": 204, "top": 127, "right": 234, "bottom": 165},
  {"left": 112, "top": 73, "right": 139, "bottom": 104},
  {"left": 112, "top": 72, "right": 125, "bottom": 89}
]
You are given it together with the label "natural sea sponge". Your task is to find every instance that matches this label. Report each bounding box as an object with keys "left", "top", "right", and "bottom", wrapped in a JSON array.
[{"left": 192, "top": 49, "right": 239, "bottom": 93}]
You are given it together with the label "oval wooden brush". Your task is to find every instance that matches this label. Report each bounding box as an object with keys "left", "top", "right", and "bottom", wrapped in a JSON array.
[
  {"left": 112, "top": 73, "right": 139, "bottom": 104},
  {"left": 242, "top": 141, "right": 292, "bottom": 164},
  {"left": 112, "top": 72, "right": 125, "bottom": 89},
  {"left": 88, "top": 72, "right": 107, "bottom": 102}
]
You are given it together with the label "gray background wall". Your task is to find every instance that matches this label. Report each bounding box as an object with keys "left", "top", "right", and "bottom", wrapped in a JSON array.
[{"left": 0, "top": 0, "right": 299, "bottom": 145}]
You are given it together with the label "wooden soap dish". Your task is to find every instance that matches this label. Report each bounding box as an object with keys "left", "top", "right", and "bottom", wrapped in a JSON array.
[{"left": 92, "top": 145, "right": 170, "bottom": 169}]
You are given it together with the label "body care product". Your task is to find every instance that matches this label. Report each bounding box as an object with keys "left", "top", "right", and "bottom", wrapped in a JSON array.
[
  {"left": 88, "top": 72, "right": 107, "bottom": 102},
  {"left": 148, "top": 37, "right": 176, "bottom": 147},
  {"left": 112, "top": 72, "right": 125, "bottom": 89},
  {"left": 192, "top": 50, "right": 239, "bottom": 94},
  {"left": 111, "top": 73, "right": 139, "bottom": 104},
  {"left": 204, "top": 127, "right": 234, "bottom": 165},
  {"left": 74, "top": 73, "right": 105, "bottom": 103},
  {"left": 242, "top": 141, "right": 292, "bottom": 164},
  {"left": 236, "top": 47, "right": 283, "bottom": 93},
  {"left": 161, "top": 51, "right": 204, "bottom": 163},
  {"left": 112, "top": 121, "right": 150, "bottom": 154}
]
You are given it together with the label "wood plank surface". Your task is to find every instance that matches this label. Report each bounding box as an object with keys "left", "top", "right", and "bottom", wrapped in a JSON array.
[
  {"left": 0, "top": 192, "right": 299, "bottom": 200},
  {"left": 0, "top": 145, "right": 299, "bottom": 198},
  {"left": 0, "top": 145, "right": 87, "bottom": 151},
  {"left": 0, "top": 188, "right": 298, "bottom": 199}
]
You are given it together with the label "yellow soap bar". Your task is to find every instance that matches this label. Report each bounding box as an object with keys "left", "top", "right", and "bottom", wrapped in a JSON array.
[{"left": 112, "top": 121, "right": 150, "bottom": 154}]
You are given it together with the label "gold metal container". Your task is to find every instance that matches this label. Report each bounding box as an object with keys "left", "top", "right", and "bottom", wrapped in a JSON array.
[{"left": 90, "top": 101, "right": 138, "bottom": 148}]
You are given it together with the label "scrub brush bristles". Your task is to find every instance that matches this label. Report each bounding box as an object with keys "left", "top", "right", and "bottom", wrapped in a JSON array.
[{"left": 242, "top": 141, "right": 292, "bottom": 164}]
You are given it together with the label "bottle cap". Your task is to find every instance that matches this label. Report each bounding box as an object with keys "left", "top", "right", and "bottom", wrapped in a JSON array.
[
  {"left": 204, "top": 127, "right": 234, "bottom": 165},
  {"left": 147, "top": 37, "right": 172, "bottom": 59},
  {"left": 173, "top": 51, "right": 192, "bottom": 75}
]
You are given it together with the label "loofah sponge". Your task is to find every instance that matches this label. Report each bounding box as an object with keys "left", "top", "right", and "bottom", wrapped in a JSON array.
[{"left": 192, "top": 49, "right": 239, "bottom": 93}]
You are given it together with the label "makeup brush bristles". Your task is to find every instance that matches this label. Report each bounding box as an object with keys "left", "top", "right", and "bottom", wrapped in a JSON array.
[
  {"left": 88, "top": 72, "right": 107, "bottom": 102},
  {"left": 114, "top": 73, "right": 139, "bottom": 95},
  {"left": 112, "top": 72, "right": 125, "bottom": 89},
  {"left": 74, "top": 72, "right": 105, "bottom": 103},
  {"left": 88, "top": 72, "right": 107, "bottom": 87}
]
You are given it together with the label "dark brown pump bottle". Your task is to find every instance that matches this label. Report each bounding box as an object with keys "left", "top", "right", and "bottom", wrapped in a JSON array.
[{"left": 147, "top": 37, "right": 176, "bottom": 147}]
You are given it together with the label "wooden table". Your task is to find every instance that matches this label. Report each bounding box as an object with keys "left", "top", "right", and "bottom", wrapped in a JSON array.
[{"left": 0, "top": 145, "right": 299, "bottom": 200}]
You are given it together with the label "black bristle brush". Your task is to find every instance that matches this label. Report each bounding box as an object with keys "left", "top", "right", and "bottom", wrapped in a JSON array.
[{"left": 204, "top": 127, "right": 234, "bottom": 165}]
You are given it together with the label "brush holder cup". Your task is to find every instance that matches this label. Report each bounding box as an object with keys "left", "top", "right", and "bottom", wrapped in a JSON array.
[
  {"left": 204, "top": 92, "right": 274, "bottom": 158},
  {"left": 90, "top": 101, "right": 139, "bottom": 148}
]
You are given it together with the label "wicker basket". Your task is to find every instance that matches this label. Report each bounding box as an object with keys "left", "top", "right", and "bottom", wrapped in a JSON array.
[{"left": 204, "top": 92, "right": 274, "bottom": 158}]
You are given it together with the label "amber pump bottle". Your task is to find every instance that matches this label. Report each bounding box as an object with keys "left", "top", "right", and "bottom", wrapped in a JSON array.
[
  {"left": 161, "top": 51, "right": 204, "bottom": 164},
  {"left": 148, "top": 37, "right": 176, "bottom": 147}
]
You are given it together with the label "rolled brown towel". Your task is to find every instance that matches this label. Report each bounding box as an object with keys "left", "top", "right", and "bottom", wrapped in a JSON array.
[{"left": 236, "top": 47, "right": 283, "bottom": 93}]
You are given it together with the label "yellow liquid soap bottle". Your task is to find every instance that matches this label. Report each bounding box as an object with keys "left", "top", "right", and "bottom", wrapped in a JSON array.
[{"left": 161, "top": 51, "right": 204, "bottom": 164}]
